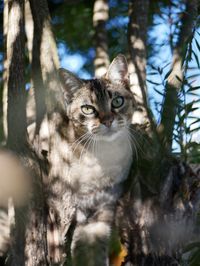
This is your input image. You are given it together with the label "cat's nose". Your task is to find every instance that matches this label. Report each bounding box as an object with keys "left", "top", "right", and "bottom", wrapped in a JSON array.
[
  {"left": 103, "top": 119, "right": 113, "bottom": 127},
  {"left": 101, "top": 114, "right": 114, "bottom": 128}
]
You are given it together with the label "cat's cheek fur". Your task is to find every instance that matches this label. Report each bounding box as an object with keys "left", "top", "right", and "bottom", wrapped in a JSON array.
[{"left": 87, "top": 119, "right": 99, "bottom": 133}]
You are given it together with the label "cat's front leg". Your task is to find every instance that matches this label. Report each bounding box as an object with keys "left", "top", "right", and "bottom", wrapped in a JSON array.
[
  {"left": 71, "top": 221, "right": 110, "bottom": 266},
  {"left": 71, "top": 207, "right": 114, "bottom": 266}
]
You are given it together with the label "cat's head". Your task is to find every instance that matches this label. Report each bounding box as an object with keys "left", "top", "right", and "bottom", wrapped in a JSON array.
[{"left": 59, "top": 54, "right": 134, "bottom": 141}]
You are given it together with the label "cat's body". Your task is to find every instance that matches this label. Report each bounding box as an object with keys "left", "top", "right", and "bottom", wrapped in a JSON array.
[{"left": 48, "top": 55, "right": 134, "bottom": 265}]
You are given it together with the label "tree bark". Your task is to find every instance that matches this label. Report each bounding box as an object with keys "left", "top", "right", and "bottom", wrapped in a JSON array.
[
  {"left": 25, "top": 0, "right": 74, "bottom": 264},
  {"left": 128, "top": 0, "right": 151, "bottom": 128},
  {"left": 6, "top": 0, "right": 27, "bottom": 149},
  {"left": 93, "top": 0, "right": 110, "bottom": 77},
  {"left": 159, "top": 0, "right": 198, "bottom": 151},
  {"left": 26, "top": 0, "right": 46, "bottom": 138},
  {"left": 4, "top": 0, "right": 63, "bottom": 264},
  {"left": 2, "top": 0, "right": 9, "bottom": 142}
]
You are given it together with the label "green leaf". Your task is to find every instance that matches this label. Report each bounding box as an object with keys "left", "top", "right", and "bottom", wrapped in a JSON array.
[
  {"left": 188, "top": 116, "right": 200, "bottom": 119},
  {"left": 185, "top": 142, "right": 200, "bottom": 149},
  {"left": 190, "top": 118, "right": 200, "bottom": 126},
  {"left": 164, "top": 69, "right": 173, "bottom": 80},
  {"left": 187, "top": 86, "right": 200, "bottom": 93},
  {"left": 190, "top": 249, "right": 200, "bottom": 266},
  {"left": 196, "top": 31, "right": 200, "bottom": 38},
  {"left": 195, "top": 39, "right": 200, "bottom": 52},
  {"left": 153, "top": 87, "right": 164, "bottom": 96},
  {"left": 187, "top": 73, "right": 200, "bottom": 80},
  {"left": 146, "top": 79, "right": 161, "bottom": 86},
  {"left": 192, "top": 50, "right": 200, "bottom": 68},
  {"left": 187, "top": 92, "right": 199, "bottom": 96},
  {"left": 175, "top": 75, "right": 183, "bottom": 83},
  {"left": 183, "top": 242, "right": 200, "bottom": 253},
  {"left": 189, "top": 126, "right": 200, "bottom": 133},
  {"left": 148, "top": 71, "right": 158, "bottom": 76}
]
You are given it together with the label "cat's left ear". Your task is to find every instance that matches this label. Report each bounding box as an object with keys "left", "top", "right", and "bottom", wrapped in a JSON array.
[
  {"left": 59, "top": 68, "right": 83, "bottom": 102},
  {"left": 106, "top": 54, "right": 129, "bottom": 85}
]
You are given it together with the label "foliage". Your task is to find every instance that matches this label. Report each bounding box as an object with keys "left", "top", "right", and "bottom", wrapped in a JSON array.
[
  {"left": 175, "top": 26, "right": 200, "bottom": 163},
  {"left": 147, "top": 19, "right": 200, "bottom": 163}
]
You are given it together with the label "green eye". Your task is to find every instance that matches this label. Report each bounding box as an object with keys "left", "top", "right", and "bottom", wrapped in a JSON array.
[
  {"left": 111, "top": 96, "right": 124, "bottom": 108},
  {"left": 81, "top": 105, "right": 95, "bottom": 115}
]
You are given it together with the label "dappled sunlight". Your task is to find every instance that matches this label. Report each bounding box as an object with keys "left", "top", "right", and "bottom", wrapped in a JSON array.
[
  {"left": 7, "top": 2, "right": 21, "bottom": 55},
  {"left": 0, "top": 209, "right": 9, "bottom": 256},
  {"left": 93, "top": 0, "right": 109, "bottom": 24},
  {"left": 1, "top": 0, "right": 200, "bottom": 265}
]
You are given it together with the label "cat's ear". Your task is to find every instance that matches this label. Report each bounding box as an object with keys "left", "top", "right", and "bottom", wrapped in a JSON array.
[
  {"left": 59, "top": 68, "right": 83, "bottom": 102},
  {"left": 106, "top": 54, "right": 129, "bottom": 84}
]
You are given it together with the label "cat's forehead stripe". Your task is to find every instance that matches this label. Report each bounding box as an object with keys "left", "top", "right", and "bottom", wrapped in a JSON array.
[{"left": 88, "top": 79, "right": 108, "bottom": 101}]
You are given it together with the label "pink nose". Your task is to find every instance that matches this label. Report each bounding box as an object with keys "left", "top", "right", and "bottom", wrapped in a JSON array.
[{"left": 101, "top": 115, "right": 114, "bottom": 128}]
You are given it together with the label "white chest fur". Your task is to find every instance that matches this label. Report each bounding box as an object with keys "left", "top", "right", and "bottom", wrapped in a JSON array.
[{"left": 68, "top": 131, "right": 133, "bottom": 193}]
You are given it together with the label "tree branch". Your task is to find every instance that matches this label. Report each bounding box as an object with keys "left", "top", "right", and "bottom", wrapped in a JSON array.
[
  {"left": 159, "top": 0, "right": 198, "bottom": 151},
  {"left": 93, "top": 0, "right": 110, "bottom": 77},
  {"left": 128, "top": 0, "right": 150, "bottom": 127}
]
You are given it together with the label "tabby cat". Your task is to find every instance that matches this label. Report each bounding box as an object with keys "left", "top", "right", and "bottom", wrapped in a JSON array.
[{"left": 48, "top": 54, "right": 134, "bottom": 265}]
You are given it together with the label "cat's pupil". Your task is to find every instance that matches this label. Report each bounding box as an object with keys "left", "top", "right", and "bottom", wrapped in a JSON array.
[
  {"left": 81, "top": 105, "right": 95, "bottom": 115},
  {"left": 111, "top": 96, "right": 124, "bottom": 108}
]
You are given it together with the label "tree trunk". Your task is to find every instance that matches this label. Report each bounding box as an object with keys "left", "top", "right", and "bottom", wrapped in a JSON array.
[
  {"left": 2, "top": 0, "right": 9, "bottom": 142},
  {"left": 128, "top": 0, "right": 151, "bottom": 128},
  {"left": 93, "top": 0, "right": 110, "bottom": 77},
  {"left": 4, "top": 0, "right": 65, "bottom": 264},
  {"left": 6, "top": 0, "right": 27, "bottom": 149},
  {"left": 5, "top": 2, "right": 29, "bottom": 264},
  {"left": 159, "top": 0, "right": 198, "bottom": 151},
  {"left": 25, "top": 0, "right": 75, "bottom": 264}
]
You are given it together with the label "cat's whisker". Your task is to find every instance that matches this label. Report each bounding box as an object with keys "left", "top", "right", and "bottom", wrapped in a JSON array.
[
  {"left": 71, "top": 132, "right": 91, "bottom": 155},
  {"left": 93, "top": 134, "right": 98, "bottom": 156},
  {"left": 126, "top": 126, "right": 144, "bottom": 158},
  {"left": 78, "top": 137, "right": 90, "bottom": 162},
  {"left": 126, "top": 131, "right": 133, "bottom": 154},
  {"left": 95, "top": 135, "right": 98, "bottom": 157},
  {"left": 88, "top": 135, "right": 94, "bottom": 154},
  {"left": 128, "top": 127, "right": 147, "bottom": 148},
  {"left": 130, "top": 133, "right": 144, "bottom": 155},
  {"left": 91, "top": 127, "right": 99, "bottom": 135},
  {"left": 127, "top": 131, "right": 138, "bottom": 161},
  {"left": 71, "top": 132, "right": 88, "bottom": 149},
  {"left": 92, "top": 135, "right": 96, "bottom": 157},
  {"left": 78, "top": 134, "right": 93, "bottom": 164}
]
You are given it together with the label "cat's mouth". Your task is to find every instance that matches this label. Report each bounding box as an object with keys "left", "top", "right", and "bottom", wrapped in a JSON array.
[
  {"left": 94, "top": 126, "right": 124, "bottom": 141},
  {"left": 101, "top": 127, "right": 117, "bottom": 136}
]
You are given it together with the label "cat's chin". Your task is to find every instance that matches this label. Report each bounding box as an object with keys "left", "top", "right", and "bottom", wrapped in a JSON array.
[{"left": 95, "top": 128, "right": 124, "bottom": 142}]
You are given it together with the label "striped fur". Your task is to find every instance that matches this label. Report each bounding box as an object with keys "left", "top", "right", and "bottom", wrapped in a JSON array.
[{"left": 48, "top": 55, "right": 134, "bottom": 265}]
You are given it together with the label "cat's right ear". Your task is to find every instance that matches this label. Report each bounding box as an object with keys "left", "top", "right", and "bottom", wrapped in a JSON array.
[{"left": 59, "top": 68, "right": 83, "bottom": 102}]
